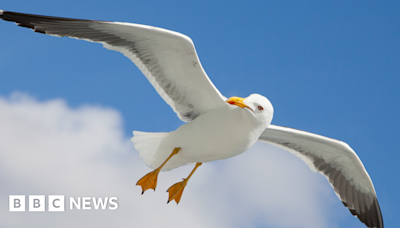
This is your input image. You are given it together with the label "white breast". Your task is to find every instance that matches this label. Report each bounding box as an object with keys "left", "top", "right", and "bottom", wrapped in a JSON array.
[{"left": 157, "top": 105, "right": 266, "bottom": 170}]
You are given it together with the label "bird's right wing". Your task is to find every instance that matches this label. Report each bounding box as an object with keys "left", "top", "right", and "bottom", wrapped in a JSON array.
[
  {"left": 258, "top": 125, "right": 383, "bottom": 228},
  {"left": 0, "top": 10, "right": 227, "bottom": 122}
]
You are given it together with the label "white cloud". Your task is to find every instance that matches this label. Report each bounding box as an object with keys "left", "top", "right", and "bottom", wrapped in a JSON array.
[{"left": 0, "top": 93, "right": 339, "bottom": 228}]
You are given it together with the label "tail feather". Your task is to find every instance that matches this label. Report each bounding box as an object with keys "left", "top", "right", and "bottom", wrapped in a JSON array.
[
  {"left": 132, "top": 130, "right": 192, "bottom": 171},
  {"left": 131, "top": 131, "right": 168, "bottom": 169}
]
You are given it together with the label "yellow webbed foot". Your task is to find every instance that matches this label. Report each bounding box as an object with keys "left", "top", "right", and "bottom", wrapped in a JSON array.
[
  {"left": 136, "top": 168, "right": 160, "bottom": 194},
  {"left": 136, "top": 147, "right": 181, "bottom": 194},
  {"left": 166, "top": 179, "right": 187, "bottom": 204},
  {"left": 166, "top": 162, "right": 202, "bottom": 204}
]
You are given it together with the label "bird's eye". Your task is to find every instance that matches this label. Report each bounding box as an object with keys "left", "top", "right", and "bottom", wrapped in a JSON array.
[{"left": 258, "top": 106, "right": 264, "bottom": 111}]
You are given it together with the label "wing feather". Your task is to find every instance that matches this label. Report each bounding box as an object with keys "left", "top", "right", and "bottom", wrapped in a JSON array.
[
  {"left": 258, "top": 125, "right": 383, "bottom": 228},
  {"left": 0, "top": 10, "right": 226, "bottom": 121}
]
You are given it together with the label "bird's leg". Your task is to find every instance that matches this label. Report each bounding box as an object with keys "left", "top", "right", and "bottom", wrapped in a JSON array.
[
  {"left": 167, "top": 162, "right": 202, "bottom": 204},
  {"left": 136, "top": 147, "right": 181, "bottom": 194}
]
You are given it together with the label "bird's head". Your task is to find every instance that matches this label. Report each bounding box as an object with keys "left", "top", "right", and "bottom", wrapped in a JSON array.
[{"left": 226, "top": 94, "right": 274, "bottom": 127}]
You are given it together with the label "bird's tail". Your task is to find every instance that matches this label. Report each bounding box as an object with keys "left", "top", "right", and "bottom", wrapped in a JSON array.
[{"left": 131, "top": 131, "right": 169, "bottom": 169}]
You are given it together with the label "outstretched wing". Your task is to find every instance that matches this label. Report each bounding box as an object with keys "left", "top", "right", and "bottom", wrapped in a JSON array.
[
  {"left": 258, "top": 125, "right": 383, "bottom": 228},
  {"left": 0, "top": 10, "right": 226, "bottom": 121}
]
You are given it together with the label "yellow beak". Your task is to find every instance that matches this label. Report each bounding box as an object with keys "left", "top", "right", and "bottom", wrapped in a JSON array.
[{"left": 226, "top": 97, "right": 253, "bottom": 111}]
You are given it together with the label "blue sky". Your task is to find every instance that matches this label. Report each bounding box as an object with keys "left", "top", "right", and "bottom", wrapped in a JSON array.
[{"left": 0, "top": 1, "right": 399, "bottom": 228}]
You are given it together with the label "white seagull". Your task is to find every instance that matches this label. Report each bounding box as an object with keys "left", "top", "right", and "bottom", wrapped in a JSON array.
[{"left": 0, "top": 10, "right": 383, "bottom": 228}]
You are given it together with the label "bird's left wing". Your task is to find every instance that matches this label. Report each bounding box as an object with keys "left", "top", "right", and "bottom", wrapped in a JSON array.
[
  {"left": 0, "top": 10, "right": 227, "bottom": 121},
  {"left": 258, "top": 125, "right": 383, "bottom": 228}
]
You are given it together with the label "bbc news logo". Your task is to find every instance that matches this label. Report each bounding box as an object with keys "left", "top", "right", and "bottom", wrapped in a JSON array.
[{"left": 9, "top": 195, "right": 118, "bottom": 212}]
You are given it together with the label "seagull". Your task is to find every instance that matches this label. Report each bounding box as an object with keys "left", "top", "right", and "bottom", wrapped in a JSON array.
[{"left": 1, "top": 10, "right": 383, "bottom": 228}]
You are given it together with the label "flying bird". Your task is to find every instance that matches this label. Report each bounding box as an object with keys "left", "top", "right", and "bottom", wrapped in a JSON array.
[{"left": 0, "top": 10, "right": 383, "bottom": 228}]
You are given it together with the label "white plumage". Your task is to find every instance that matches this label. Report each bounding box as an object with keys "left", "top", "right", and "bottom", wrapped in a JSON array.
[{"left": 134, "top": 94, "right": 273, "bottom": 171}]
